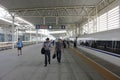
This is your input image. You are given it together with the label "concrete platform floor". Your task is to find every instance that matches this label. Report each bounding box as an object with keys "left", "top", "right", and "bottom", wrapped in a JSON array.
[{"left": 0, "top": 44, "right": 105, "bottom": 80}]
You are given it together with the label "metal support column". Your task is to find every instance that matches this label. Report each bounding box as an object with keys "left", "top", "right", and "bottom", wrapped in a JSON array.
[
  {"left": 56, "top": 17, "right": 58, "bottom": 25},
  {"left": 80, "top": 27, "right": 83, "bottom": 35},
  {"left": 84, "top": 7, "right": 89, "bottom": 34},
  {"left": 40, "top": 34, "right": 42, "bottom": 41},
  {"left": 29, "top": 28, "right": 32, "bottom": 41},
  {"left": 43, "top": 17, "right": 45, "bottom": 40},
  {"left": 11, "top": 15, "right": 15, "bottom": 49},
  {"left": 87, "top": 18, "right": 90, "bottom": 34},
  {"left": 4, "top": 27, "right": 7, "bottom": 42},
  {"left": 36, "top": 29, "right": 38, "bottom": 44},
  {"left": 71, "top": 30, "right": 73, "bottom": 37},
  {"left": 95, "top": 7, "right": 98, "bottom": 32},
  {"left": 43, "top": 17, "right": 46, "bottom": 25},
  {"left": 75, "top": 24, "right": 78, "bottom": 36},
  {"left": 16, "top": 27, "right": 18, "bottom": 41},
  {"left": 119, "top": 2, "right": 120, "bottom": 28},
  {"left": 78, "top": 25, "right": 81, "bottom": 37},
  {"left": 24, "top": 29, "right": 26, "bottom": 41},
  {"left": 73, "top": 30, "right": 75, "bottom": 37}
]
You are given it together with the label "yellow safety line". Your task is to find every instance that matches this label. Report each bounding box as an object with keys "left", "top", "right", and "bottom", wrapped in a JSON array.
[{"left": 70, "top": 47, "right": 120, "bottom": 80}]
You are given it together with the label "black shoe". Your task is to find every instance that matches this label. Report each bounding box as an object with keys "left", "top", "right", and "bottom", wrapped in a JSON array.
[
  {"left": 44, "top": 65, "right": 47, "bottom": 67},
  {"left": 58, "top": 61, "right": 61, "bottom": 63},
  {"left": 49, "top": 62, "right": 50, "bottom": 64}
]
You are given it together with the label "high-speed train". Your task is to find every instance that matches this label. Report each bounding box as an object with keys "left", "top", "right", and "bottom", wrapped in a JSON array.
[
  {"left": 77, "top": 28, "right": 120, "bottom": 55},
  {"left": 76, "top": 28, "right": 120, "bottom": 66}
]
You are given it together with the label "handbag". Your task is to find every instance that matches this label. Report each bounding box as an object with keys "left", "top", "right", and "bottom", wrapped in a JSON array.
[
  {"left": 41, "top": 47, "right": 45, "bottom": 54},
  {"left": 52, "top": 51, "right": 56, "bottom": 59}
]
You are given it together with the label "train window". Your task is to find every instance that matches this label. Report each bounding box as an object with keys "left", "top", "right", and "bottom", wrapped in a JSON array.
[{"left": 80, "top": 40, "right": 120, "bottom": 55}]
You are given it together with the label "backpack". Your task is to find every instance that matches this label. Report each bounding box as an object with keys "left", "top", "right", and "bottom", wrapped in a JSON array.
[{"left": 41, "top": 47, "right": 45, "bottom": 54}]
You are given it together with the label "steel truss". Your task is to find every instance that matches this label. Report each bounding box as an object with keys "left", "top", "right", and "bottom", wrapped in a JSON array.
[
  {"left": 97, "top": 0, "right": 116, "bottom": 13},
  {"left": 8, "top": 5, "right": 95, "bottom": 18},
  {"left": 6, "top": 0, "right": 117, "bottom": 37},
  {"left": 7, "top": 0, "right": 116, "bottom": 24},
  {"left": 8, "top": 0, "right": 116, "bottom": 17}
]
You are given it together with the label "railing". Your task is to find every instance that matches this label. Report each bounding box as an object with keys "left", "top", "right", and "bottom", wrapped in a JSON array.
[
  {"left": 0, "top": 42, "right": 12, "bottom": 50},
  {"left": 0, "top": 41, "right": 40, "bottom": 51}
]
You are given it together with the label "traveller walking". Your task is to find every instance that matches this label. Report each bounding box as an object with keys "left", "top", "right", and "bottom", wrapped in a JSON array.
[
  {"left": 55, "top": 39, "right": 63, "bottom": 63},
  {"left": 17, "top": 38, "right": 23, "bottom": 56},
  {"left": 43, "top": 38, "right": 51, "bottom": 67}
]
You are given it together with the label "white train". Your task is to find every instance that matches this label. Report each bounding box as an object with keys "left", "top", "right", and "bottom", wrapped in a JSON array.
[{"left": 77, "top": 28, "right": 120, "bottom": 66}]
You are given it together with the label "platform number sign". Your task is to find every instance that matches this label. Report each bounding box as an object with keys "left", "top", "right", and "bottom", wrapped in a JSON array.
[
  {"left": 36, "top": 25, "right": 40, "bottom": 29},
  {"left": 61, "top": 25, "right": 65, "bottom": 29}
]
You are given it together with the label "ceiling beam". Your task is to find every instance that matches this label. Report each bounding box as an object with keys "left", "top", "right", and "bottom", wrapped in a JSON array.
[
  {"left": 8, "top": 6, "right": 95, "bottom": 17},
  {"left": 17, "top": 15, "right": 94, "bottom": 18},
  {"left": 96, "top": 0, "right": 116, "bottom": 12},
  {"left": 8, "top": 5, "right": 95, "bottom": 11}
]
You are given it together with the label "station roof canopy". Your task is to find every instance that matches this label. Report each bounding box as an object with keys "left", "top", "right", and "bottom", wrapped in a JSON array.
[
  {"left": 0, "top": 19, "right": 11, "bottom": 25},
  {"left": 0, "top": 0, "right": 111, "bottom": 25},
  {"left": 1, "top": 0, "right": 99, "bottom": 9},
  {"left": 0, "top": 0, "right": 115, "bottom": 37}
]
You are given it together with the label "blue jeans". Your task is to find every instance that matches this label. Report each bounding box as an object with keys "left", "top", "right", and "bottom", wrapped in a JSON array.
[
  {"left": 45, "top": 50, "right": 50, "bottom": 65},
  {"left": 56, "top": 50, "right": 61, "bottom": 63}
]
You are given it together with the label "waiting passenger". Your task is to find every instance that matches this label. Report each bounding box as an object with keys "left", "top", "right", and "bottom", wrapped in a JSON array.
[
  {"left": 17, "top": 38, "right": 23, "bottom": 56},
  {"left": 63, "top": 40, "right": 66, "bottom": 48},
  {"left": 74, "top": 40, "right": 77, "bottom": 48},
  {"left": 67, "top": 40, "right": 70, "bottom": 48}
]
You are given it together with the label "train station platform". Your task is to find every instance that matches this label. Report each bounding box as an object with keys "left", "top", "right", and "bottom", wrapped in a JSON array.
[{"left": 0, "top": 44, "right": 119, "bottom": 80}]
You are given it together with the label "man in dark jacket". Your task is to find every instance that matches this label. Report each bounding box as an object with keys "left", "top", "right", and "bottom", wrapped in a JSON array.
[{"left": 55, "top": 39, "right": 63, "bottom": 63}]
